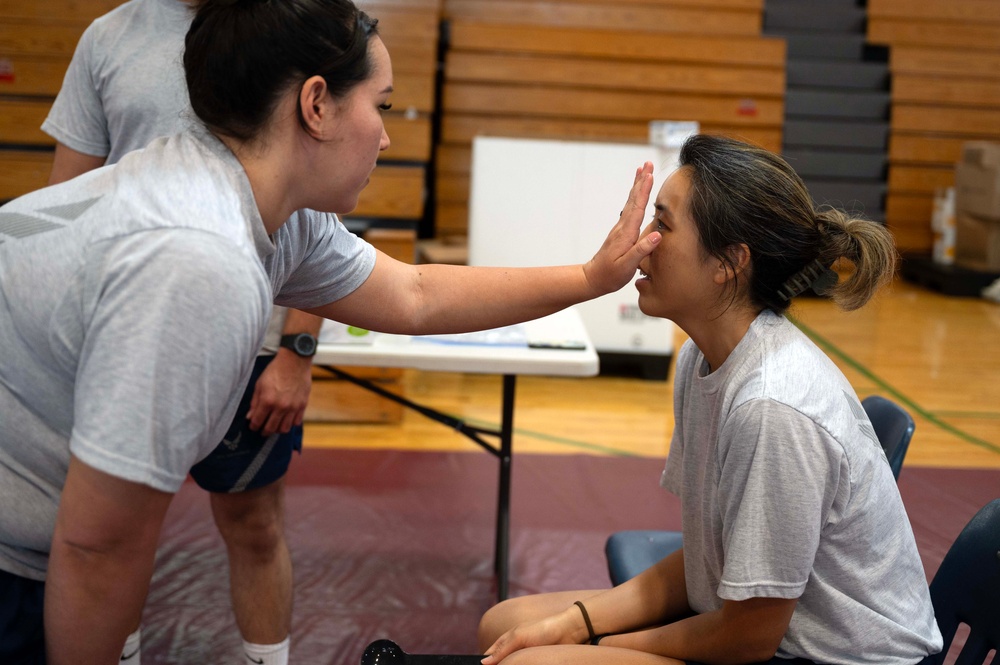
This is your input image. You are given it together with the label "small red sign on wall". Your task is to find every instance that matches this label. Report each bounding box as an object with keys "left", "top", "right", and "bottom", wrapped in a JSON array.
[
  {"left": 737, "top": 98, "right": 758, "bottom": 117},
  {"left": 0, "top": 59, "right": 14, "bottom": 83}
]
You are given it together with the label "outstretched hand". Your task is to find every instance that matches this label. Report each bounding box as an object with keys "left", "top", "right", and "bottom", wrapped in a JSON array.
[{"left": 582, "top": 162, "right": 660, "bottom": 297}]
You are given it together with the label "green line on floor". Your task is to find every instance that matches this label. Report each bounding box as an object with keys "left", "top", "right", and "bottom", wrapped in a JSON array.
[
  {"left": 790, "top": 316, "right": 1000, "bottom": 457},
  {"left": 459, "top": 416, "right": 644, "bottom": 457}
]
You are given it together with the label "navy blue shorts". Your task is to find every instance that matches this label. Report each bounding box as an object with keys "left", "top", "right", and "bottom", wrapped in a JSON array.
[
  {"left": 189, "top": 355, "right": 303, "bottom": 494},
  {"left": 0, "top": 569, "right": 45, "bottom": 665}
]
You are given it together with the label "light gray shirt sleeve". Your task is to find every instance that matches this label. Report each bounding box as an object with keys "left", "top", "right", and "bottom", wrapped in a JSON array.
[
  {"left": 715, "top": 399, "right": 845, "bottom": 601},
  {"left": 41, "top": 22, "right": 111, "bottom": 157}
]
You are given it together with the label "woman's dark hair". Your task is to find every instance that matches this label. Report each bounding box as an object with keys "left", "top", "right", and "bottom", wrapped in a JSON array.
[
  {"left": 184, "top": 0, "right": 379, "bottom": 142},
  {"left": 678, "top": 134, "right": 897, "bottom": 313}
]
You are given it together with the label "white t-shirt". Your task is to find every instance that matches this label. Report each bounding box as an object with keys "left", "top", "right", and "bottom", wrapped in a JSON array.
[
  {"left": 0, "top": 126, "right": 375, "bottom": 579},
  {"left": 662, "top": 310, "right": 942, "bottom": 664}
]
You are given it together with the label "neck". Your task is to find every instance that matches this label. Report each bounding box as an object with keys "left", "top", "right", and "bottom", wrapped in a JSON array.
[
  {"left": 217, "top": 132, "right": 300, "bottom": 236},
  {"left": 681, "top": 304, "right": 761, "bottom": 374}
]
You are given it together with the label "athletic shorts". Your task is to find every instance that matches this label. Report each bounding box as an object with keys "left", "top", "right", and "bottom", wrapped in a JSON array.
[
  {"left": 0, "top": 569, "right": 45, "bottom": 665},
  {"left": 189, "top": 354, "right": 303, "bottom": 494}
]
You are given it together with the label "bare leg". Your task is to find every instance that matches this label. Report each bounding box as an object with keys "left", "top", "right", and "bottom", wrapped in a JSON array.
[{"left": 210, "top": 479, "right": 292, "bottom": 644}]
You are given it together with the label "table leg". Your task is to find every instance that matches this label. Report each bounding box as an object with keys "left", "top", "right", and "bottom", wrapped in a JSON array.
[{"left": 495, "top": 375, "right": 516, "bottom": 601}]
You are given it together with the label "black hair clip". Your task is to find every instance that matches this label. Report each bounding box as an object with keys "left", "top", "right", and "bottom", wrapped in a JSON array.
[{"left": 777, "top": 258, "right": 838, "bottom": 301}]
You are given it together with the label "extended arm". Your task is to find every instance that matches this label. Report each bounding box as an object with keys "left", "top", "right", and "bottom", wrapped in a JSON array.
[
  {"left": 246, "top": 308, "right": 324, "bottom": 436},
  {"left": 309, "top": 164, "right": 659, "bottom": 335},
  {"left": 47, "top": 142, "right": 107, "bottom": 185},
  {"left": 483, "top": 547, "right": 796, "bottom": 665},
  {"left": 483, "top": 548, "right": 691, "bottom": 662},
  {"left": 44, "top": 456, "right": 172, "bottom": 665},
  {"left": 599, "top": 596, "right": 797, "bottom": 664}
]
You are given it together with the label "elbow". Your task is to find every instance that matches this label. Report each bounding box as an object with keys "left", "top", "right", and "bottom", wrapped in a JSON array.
[{"left": 745, "top": 640, "right": 781, "bottom": 665}]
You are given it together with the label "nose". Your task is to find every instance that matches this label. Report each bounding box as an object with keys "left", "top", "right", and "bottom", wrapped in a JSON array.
[{"left": 379, "top": 125, "right": 390, "bottom": 152}]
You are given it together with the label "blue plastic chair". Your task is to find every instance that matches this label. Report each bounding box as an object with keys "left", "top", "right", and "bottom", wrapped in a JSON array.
[
  {"left": 921, "top": 498, "right": 1000, "bottom": 665},
  {"left": 605, "top": 395, "right": 916, "bottom": 585}
]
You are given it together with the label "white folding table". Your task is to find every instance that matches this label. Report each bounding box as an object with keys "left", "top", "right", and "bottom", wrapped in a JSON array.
[{"left": 312, "top": 308, "right": 598, "bottom": 600}]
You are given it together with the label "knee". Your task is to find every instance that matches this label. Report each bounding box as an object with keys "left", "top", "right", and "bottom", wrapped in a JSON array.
[
  {"left": 478, "top": 599, "right": 519, "bottom": 653},
  {"left": 211, "top": 489, "right": 285, "bottom": 556}
]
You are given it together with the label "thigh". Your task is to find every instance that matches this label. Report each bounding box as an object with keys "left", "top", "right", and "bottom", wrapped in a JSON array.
[
  {"left": 506, "top": 644, "right": 684, "bottom": 665},
  {"left": 190, "top": 355, "right": 303, "bottom": 494},
  {"left": 0, "top": 569, "right": 46, "bottom": 665}
]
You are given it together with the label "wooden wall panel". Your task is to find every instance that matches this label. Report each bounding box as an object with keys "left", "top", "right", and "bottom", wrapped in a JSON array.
[
  {"left": 868, "top": 0, "right": 1000, "bottom": 254},
  {"left": 869, "top": 18, "right": 1000, "bottom": 51},
  {"left": 444, "top": 0, "right": 761, "bottom": 35},
  {"left": 0, "top": 150, "right": 53, "bottom": 200},
  {"left": 436, "top": 11, "right": 783, "bottom": 239},
  {"left": 867, "top": 0, "right": 1000, "bottom": 24},
  {"left": 0, "top": 56, "right": 70, "bottom": 96},
  {"left": 891, "top": 46, "right": 1000, "bottom": 79},
  {"left": 355, "top": 165, "right": 426, "bottom": 219},
  {"left": 447, "top": 20, "right": 783, "bottom": 66},
  {"left": 0, "top": 99, "right": 51, "bottom": 145}
]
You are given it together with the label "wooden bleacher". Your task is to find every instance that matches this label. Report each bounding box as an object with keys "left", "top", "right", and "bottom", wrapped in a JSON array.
[
  {"left": 434, "top": 0, "right": 786, "bottom": 239},
  {"left": 868, "top": 0, "right": 1000, "bottom": 253}
]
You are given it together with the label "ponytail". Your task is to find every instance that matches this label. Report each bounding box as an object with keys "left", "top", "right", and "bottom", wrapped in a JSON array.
[{"left": 813, "top": 207, "right": 897, "bottom": 311}]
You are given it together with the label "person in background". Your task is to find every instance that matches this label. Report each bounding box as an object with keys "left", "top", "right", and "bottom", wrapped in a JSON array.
[
  {"left": 0, "top": 0, "right": 661, "bottom": 663},
  {"left": 40, "top": 1, "right": 320, "bottom": 663},
  {"left": 477, "top": 134, "right": 943, "bottom": 665}
]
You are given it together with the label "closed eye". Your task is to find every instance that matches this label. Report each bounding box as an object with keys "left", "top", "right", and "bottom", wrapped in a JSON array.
[{"left": 379, "top": 103, "right": 393, "bottom": 111}]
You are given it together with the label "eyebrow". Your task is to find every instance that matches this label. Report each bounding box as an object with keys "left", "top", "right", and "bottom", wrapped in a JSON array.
[{"left": 381, "top": 85, "right": 394, "bottom": 94}]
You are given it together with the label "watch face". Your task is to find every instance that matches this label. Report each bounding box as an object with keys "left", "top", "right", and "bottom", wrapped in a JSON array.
[{"left": 294, "top": 334, "right": 317, "bottom": 356}]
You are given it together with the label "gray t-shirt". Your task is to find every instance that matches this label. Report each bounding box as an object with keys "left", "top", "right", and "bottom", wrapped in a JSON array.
[
  {"left": 40, "top": 0, "right": 294, "bottom": 350},
  {"left": 662, "top": 311, "right": 942, "bottom": 664},
  {"left": 0, "top": 126, "right": 375, "bottom": 579},
  {"left": 41, "top": 0, "right": 192, "bottom": 165}
]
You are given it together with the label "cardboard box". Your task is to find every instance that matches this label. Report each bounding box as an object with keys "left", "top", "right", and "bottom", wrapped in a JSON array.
[
  {"left": 954, "top": 211, "right": 1000, "bottom": 272},
  {"left": 955, "top": 141, "right": 1000, "bottom": 221},
  {"left": 954, "top": 142, "right": 1000, "bottom": 271}
]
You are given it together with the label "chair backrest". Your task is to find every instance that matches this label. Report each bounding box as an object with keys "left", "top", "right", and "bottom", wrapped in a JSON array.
[
  {"left": 861, "top": 395, "right": 915, "bottom": 480},
  {"left": 923, "top": 499, "right": 1000, "bottom": 665}
]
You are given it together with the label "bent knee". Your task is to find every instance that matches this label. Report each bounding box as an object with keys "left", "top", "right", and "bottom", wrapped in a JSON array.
[{"left": 210, "top": 490, "right": 285, "bottom": 553}]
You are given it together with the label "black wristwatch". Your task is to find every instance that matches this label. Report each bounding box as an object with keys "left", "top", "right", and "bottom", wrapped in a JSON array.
[{"left": 279, "top": 332, "right": 318, "bottom": 358}]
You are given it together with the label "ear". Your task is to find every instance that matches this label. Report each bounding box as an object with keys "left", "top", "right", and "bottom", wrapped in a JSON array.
[
  {"left": 713, "top": 243, "right": 751, "bottom": 284},
  {"left": 298, "top": 75, "right": 331, "bottom": 140}
]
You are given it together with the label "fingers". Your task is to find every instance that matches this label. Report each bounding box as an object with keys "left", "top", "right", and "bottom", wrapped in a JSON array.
[
  {"left": 481, "top": 636, "right": 511, "bottom": 664},
  {"left": 623, "top": 162, "right": 654, "bottom": 220}
]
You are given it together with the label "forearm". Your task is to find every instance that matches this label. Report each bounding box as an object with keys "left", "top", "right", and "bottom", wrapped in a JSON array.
[
  {"left": 48, "top": 143, "right": 106, "bottom": 185},
  {"left": 579, "top": 548, "right": 690, "bottom": 639},
  {"left": 601, "top": 597, "right": 796, "bottom": 664},
  {"left": 281, "top": 308, "right": 323, "bottom": 336},
  {"left": 313, "top": 260, "right": 599, "bottom": 336},
  {"left": 400, "top": 262, "right": 598, "bottom": 334}
]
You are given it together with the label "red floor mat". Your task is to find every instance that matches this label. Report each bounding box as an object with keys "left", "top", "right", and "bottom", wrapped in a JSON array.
[{"left": 139, "top": 449, "right": 998, "bottom": 664}]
